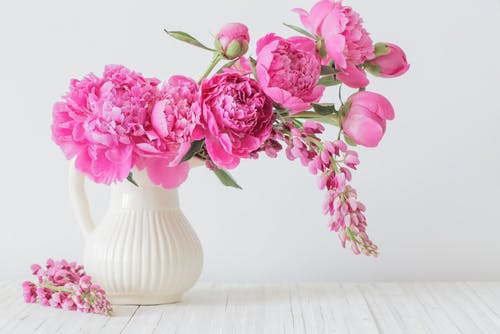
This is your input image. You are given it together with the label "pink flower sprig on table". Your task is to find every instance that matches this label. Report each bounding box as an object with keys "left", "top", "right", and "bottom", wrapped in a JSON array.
[{"left": 22, "top": 259, "right": 112, "bottom": 316}]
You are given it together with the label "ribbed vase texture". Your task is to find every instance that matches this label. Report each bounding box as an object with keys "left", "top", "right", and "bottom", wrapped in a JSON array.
[{"left": 81, "top": 170, "right": 203, "bottom": 305}]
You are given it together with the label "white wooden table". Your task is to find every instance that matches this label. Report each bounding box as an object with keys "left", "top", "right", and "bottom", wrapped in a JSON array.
[{"left": 1, "top": 281, "right": 500, "bottom": 333}]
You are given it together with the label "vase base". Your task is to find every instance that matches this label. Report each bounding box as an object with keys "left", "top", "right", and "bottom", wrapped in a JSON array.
[{"left": 108, "top": 294, "right": 182, "bottom": 305}]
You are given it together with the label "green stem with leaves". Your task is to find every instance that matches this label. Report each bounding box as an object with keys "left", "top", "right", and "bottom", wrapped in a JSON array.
[{"left": 198, "top": 54, "right": 223, "bottom": 84}]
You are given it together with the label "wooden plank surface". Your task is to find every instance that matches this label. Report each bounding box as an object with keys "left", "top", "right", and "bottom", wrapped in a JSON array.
[{"left": 1, "top": 282, "right": 500, "bottom": 334}]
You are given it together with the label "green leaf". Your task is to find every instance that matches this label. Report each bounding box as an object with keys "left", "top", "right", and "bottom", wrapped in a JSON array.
[
  {"left": 320, "top": 65, "right": 337, "bottom": 75},
  {"left": 339, "top": 101, "right": 351, "bottom": 118},
  {"left": 249, "top": 57, "right": 258, "bottom": 81},
  {"left": 292, "top": 112, "right": 340, "bottom": 126},
  {"left": 374, "top": 42, "right": 390, "bottom": 56},
  {"left": 364, "top": 63, "right": 381, "bottom": 77},
  {"left": 282, "top": 23, "right": 315, "bottom": 39},
  {"left": 312, "top": 103, "right": 337, "bottom": 115},
  {"left": 164, "top": 30, "right": 216, "bottom": 52},
  {"left": 213, "top": 167, "right": 242, "bottom": 189},
  {"left": 318, "top": 76, "right": 341, "bottom": 86},
  {"left": 344, "top": 134, "right": 358, "bottom": 147},
  {"left": 127, "top": 172, "right": 139, "bottom": 187},
  {"left": 318, "top": 39, "right": 327, "bottom": 59},
  {"left": 216, "top": 59, "right": 238, "bottom": 73},
  {"left": 181, "top": 139, "right": 205, "bottom": 162}
]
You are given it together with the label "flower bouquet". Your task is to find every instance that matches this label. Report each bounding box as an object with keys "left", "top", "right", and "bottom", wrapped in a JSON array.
[{"left": 52, "top": 0, "right": 409, "bottom": 262}]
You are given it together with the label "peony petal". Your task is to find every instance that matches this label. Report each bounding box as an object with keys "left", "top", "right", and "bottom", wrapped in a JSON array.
[
  {"left": 336, "top": 63, "right": 369, "bottom": 88},
  {"left": 342, "top": 106, "right": 386, "bottom": 147},
  {"left": 151, "top": 100, "right": 168, "bottom": 138},
  {"left": 205, "top": 135, "right": 240, "bottom": 169},
  {"left": 144, "top": 157, "right": 190, "bottom": 189},
  {"left": 324, "top": 33, "right": 346, "bottom": 69}
]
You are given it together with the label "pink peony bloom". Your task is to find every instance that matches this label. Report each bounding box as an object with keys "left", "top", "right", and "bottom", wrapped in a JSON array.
[
  {"left": 366, "top": 42, "right": 410, "bottom": 78},
  {"left": 342, "top": 91, "right": 394, "bottom": 147},
  {"left": 256, "top": 34, "right": 325, "bottom": 113},
  {"left": 293, "top": 0, "right": 374, "bottom": 88},
  {"left": 216, "top": 23, "right": 250, "bottom": 60},
  {"left": 134, "top": 75, "right": 201, "bottom": 188},
  {"left": 52, "top": 65, "right": 160, "bottom": 184},
  {"left": 197, "top": 73, "right": 274, "bottom": 169}
]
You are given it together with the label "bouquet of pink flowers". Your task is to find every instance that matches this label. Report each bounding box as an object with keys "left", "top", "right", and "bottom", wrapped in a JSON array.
[{"left": 52, "top": 0, "right": 409, "bottom": 257}]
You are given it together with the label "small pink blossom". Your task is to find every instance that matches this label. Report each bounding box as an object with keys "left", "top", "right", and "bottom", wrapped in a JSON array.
[
  {"left": 216, "top": 23, "right": 250, "bottom": 60},
  {"left": 22, "top": 281, "right": 37, "bottom": 303},
  {"left": 256, "top": 34, "right": 324, "bottom": 113},
  {"left": 197, "top": 73, "right": 274, "bottom": 169}
]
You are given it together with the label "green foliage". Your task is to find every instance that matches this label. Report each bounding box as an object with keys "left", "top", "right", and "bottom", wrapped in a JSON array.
[
  {"left": 282, "top": 23, "right": 315, "bottom": 39},
  {"left": 213, "top": 167, "right": 242, "bottom": 189},
  {"left": 164, "top": 30, "right": 216, "bottom": 52},
  {"left": 126, "top": 172, "right": 139, "bottom": 187},
  {"left": 181, "top": 140, "right": 205, "bottom": 162}
]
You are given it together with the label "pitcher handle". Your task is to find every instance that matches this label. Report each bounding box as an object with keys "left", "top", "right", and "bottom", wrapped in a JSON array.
[{"left": 68, "top": 161, "right": 95, "bottom": 238}]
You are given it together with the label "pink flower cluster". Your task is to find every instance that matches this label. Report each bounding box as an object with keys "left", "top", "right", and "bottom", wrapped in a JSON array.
[
  {"left": 22, "top": 259, "right": 112, "bottom": 315},
  {"left": 281, "top": 120, "right": 377, "bottom": 256},
  {"left": 51, "top": 0, "right": 409, "bottom": 257}
]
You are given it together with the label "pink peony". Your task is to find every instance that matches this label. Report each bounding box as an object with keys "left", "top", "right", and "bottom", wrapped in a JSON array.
[
  {"left": 342, "top": 91, "right": 394, "bottom": 147},
  {"left": 134, "top": 75, "right": 201, "bottom": 188},
  {"left": 294, "top": 0, "right": 374, "bottom": 88},
  {"left": 52, "top": 65, "right": 160, "bottom": 184},
  {"left": 366, "top": 42, "right": 410, "bottom": 78},
  {"left": 216, "top": 23, "right": 250, "bottom": 60},
  {"left": 256, "top": 34, "right": 325, "bottom": 113},
  {"left": 196, "top": 73, "right": 274, "bottom": 169}
]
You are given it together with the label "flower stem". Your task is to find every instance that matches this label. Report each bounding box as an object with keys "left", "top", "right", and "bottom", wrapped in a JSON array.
[
  {"left": 39, "top": 282, "right": 72, "bottom": 293},
  {"left": 198, "top": 54, "right": 223, "bottom": 84}
]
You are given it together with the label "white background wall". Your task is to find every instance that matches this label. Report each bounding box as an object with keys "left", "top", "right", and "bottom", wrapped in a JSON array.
[{"left": 0, "top": 0, "right": 499, "bottom": 282}]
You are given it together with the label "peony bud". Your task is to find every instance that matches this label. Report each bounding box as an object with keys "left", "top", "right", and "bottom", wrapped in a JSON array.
[
  {"left": 365, "top": 42, "right": 410, "bottom": 78},
  {"left": 342, "top": 91, "right": 394, "bottom": 147},
  {"left": 215, "top": 23, "right": 250, "bottom": 60}
]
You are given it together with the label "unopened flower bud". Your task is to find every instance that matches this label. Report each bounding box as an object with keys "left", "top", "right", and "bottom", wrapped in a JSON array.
[
  {"left": 215, "top": 23, "right": 250, "bottom": 60},
  {"left": 365, "top": 42, "right": 409, "bottom": 78}
]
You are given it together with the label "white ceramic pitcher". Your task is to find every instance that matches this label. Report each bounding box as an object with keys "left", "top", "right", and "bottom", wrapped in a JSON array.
[{"left": 68, "top": 160, "right": 203, "bottom": 305}]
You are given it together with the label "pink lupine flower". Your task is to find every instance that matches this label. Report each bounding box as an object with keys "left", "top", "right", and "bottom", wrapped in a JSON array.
[
  {"left": 256, "top": 34, "right": 324, "bottom": 113},
  {"left": 328, "top": 185, "right": 378, "bottom": 256},
  {"left": 366, "top": 42, "right": 410, "bottom": 78},
  {"left": 293, "top": 0, "right": 374, "bottom": 88},
  {"left": 135, "top": 75, "right": 201, "bottom": 188},
  {"left": 342, "top": 91, "right": 395, "bottom": 147},
  {"left": 22, "top": 259, "right": 112, "bottom": 316},
  {"left": 216, "top": 23, "right": 250, "bottom": 60},
  {"left": 344, "top": 151, "right": 360, "bottom": 169},
  {"left": 52, "top": 65, "right": 160, "bottom": 184},
  {"left": 196, "top": 73, "right": 274, "bottom": 169},
  {"left": 281, "top": 121, "right": 377, "bottom": 256},
  {"left": 22, "top": 281, "right": 37, "bottom": 303}
]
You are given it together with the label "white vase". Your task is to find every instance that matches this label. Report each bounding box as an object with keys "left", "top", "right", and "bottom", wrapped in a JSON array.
[{"left": 68, "top": 161, "right": 203, "bottom": 305}]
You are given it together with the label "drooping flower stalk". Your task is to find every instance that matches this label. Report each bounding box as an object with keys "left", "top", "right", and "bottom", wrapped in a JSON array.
[{"left": 267, "top": 117, "right": 378, "bottom": 256}]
